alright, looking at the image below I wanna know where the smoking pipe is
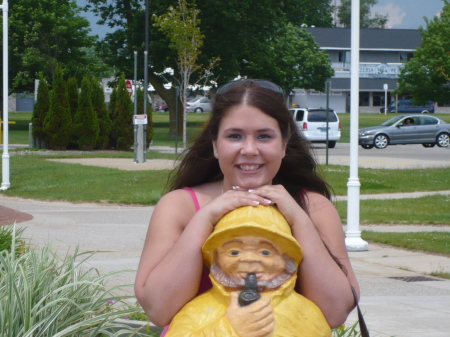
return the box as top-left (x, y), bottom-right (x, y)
top-left (238, 273), bottom-right (261, 307)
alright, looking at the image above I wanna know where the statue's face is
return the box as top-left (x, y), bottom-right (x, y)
top-left (217, 236), bottom-right (286, 282)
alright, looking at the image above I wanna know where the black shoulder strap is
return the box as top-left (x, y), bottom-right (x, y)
top-left (350, 285), bottom-right (370, 337)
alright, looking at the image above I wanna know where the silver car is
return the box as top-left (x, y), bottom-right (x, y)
top-left (290, 108), bottom-right (341, 148)
top-left (185, 96), bottom-right (212, 113)
top-left (358, 115), bottom-right (450, 149)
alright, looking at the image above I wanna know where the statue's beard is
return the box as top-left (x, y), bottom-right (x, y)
top-left (210, 255), bottom-right (297, 291)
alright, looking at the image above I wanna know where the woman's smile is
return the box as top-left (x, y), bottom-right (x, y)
top-left (213, 105), bottom-right (286, 190)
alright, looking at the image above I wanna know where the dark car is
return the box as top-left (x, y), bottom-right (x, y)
top-left (358, 115), bottom-right (450, 149)
top-left (380, 100), bottom-right (435, 114)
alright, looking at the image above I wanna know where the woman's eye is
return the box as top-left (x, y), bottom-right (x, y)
top-left (230, 250), bottom-right (240, 256)
top-left (227, 133), bottom-right (242, 139)
top-left (261, 250), bottom-right (271, 256)
top-left (257, 134), bottom-right (272, 140)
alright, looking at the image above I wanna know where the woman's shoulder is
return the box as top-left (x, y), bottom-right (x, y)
top-left (156, 181), bottom-right (221, 211)
top-left (302, 191), bottom-right (335, 213)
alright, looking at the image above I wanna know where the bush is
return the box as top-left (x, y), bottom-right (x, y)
top-left (43, 65), bottom-right (73, 150)
top-left (31, 76), bottom-right (50, 148)
top-left (0, 225), bottom-right (25, 256)
top-left (91, 77), bottom-right (112, 150)
top-left (73, 76), bottom-right (99, 150)
top-left (110, 74), bottom-right (134, 151)
top-left (0, 230), bottom-right (148, 337)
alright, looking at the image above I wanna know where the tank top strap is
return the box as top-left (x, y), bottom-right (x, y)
top-left (182, 187), bottom-right (201, 212)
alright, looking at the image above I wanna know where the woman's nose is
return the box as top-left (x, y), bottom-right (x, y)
top-left (240, 139), bottom-right (259, 156)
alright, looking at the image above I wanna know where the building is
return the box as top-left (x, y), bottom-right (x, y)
top-left (290, 28), bottom-right (422, 113)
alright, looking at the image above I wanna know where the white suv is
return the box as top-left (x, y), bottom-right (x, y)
top-left (290, 108), bottom-right (341, 148)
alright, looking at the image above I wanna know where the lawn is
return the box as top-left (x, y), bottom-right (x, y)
top-left (8, 111), bottom-right (450, 146)
top-left (3, 111), bottom-right (450, 257)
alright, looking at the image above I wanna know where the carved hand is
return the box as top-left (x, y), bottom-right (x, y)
top-left (226, 292), bottom-right (274, 337)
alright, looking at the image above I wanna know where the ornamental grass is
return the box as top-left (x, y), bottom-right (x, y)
top-left (0, 226), bottom-right (148, 337)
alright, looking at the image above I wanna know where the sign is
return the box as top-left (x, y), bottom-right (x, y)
top-left (133, 114), bottom-right (148, 125)
top-left (126, 80), bottom-right (133, 97)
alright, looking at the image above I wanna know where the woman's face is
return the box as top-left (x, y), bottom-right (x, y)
top-left (213, 105), bottom-right (287, 190)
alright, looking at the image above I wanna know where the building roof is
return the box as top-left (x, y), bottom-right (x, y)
top-left (306, 27), bottom-right (422, 51)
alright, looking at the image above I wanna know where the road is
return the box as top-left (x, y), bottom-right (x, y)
top-left (312, 142), bottom-right (450, 168)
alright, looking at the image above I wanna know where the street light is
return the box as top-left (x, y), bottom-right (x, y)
top-left (0, 0), bottom-right (9, 190)
top-left (383, 83), bottom-right (388, 115)
top-left (345, 0), bottom-right (368, 251)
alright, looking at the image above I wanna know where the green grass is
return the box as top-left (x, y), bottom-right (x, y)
top-left (335, 195), bottom-right (450, 225)
top-left (322, 165), bottom-right (450, 196)
top-left (2, 154), bottom-right (170, 204)
top-left (8, 111), bottom-right (450, 146)
top-left (0, 230), bottom-right (146, 337)
top-left (362, 231), bottom-right (450, 256)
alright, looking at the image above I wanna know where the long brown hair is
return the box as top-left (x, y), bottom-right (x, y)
top-left (167, 80), bottom-right (331, 209)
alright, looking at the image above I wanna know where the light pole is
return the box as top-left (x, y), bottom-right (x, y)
top-left (383, 83), bottom-right (388, 115)
top-left (0, 0), bottom-right (9, 190)
top-left (345, 0), bottom-right (368, 251)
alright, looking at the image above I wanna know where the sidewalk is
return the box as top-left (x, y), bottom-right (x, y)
top-left (1, 152), bottom-right (450, 336)
top-left (1, 195), bottom-right (449, 337)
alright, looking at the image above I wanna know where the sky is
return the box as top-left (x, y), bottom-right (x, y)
top-left (370, 0), bottom-right (445, 29)
top-left (78, 0), bottom-right (446, 38)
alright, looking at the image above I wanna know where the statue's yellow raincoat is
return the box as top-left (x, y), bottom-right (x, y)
top-left (165, 205), bottom-right (331, 337)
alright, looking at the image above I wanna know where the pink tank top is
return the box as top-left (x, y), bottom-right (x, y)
top-left (160, 187), bottom-right (212, 336)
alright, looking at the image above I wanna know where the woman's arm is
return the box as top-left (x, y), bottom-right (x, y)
top-left (294, 192), bottom-right (358, 328)
top-left (134, 189), bottom-right (212, 326)
top-left (135, 187), bottom-right (271, 326)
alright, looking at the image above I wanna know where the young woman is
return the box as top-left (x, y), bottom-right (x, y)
top-left (135, 79), bottom-right (359, 334)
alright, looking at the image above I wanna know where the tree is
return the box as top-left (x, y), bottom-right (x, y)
top-left (67, 77), bottom-right (79, 120)
top-left (86, 0), bottom-right (335, 135)
top-left (244, 24), bottom-right (334, 96)
top-left (396, 0), bottom-right (450, 105)
top-left (153, 0), bottom-right (207, 148)
top-left (73, 77), bottom-right (100, 150)
top-left (31, 76), bottom-right (50, 148)
top-left (91, 77), bottom-right (112, 150)
top-left (337, 0), bottom-right (388, 28)
top-left (43, 65), bottom-right (73, 150)
top-left (110, 75), bottom-right (134, 151)
top-left (6, 0), bottom-right (99, 93)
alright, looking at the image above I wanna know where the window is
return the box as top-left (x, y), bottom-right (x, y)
top-left (339, 51), bottom-right (351, 63)
top-left (399, 52), bottom-right (413, 62)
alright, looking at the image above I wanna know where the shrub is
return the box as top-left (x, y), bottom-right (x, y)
top-left (0, 225), bottom-right (25, 256)
top-left (31, 76), bottom-right (50, 148)
top-left (91, 77), bottom-right (111, 150)
top-left (43, 65), bottom-right (73, 150)
top-left (67, 77), bottom-right (79, 120)
top-left (110, 74), bottom-right (134, 151)
top-left (0, 230), bottom-right (147, 337)
top-left (73, 76), bottom-right (99, 150)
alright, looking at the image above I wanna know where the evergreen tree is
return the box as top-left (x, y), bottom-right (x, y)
top-left (31, 76), bottom-right (50, 148)
top-left (110, 74), bottom-right (134, 150)
top-left (91, 77), bottom-right (112, 149)
top-left (67, 77), bottom-right (79, 120)
top-left (107, 88), bottom-right (118, 148)
top-left (73, 77), bottom-right (99, 150)
top-left (43, 65), bottom-right (72, 150)
top-left (67, 77), bottom-right (79, 148)
top-left (136, 87), bottom-right (154, 148)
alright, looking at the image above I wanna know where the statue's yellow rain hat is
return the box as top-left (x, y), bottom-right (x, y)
top-left (202, 205), bottom-right (303, 267)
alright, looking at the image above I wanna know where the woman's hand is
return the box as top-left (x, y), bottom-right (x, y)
top-left (199, 188), bottom-right (274, 227)
top-left (243, 184), bottom-right (305, 226)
